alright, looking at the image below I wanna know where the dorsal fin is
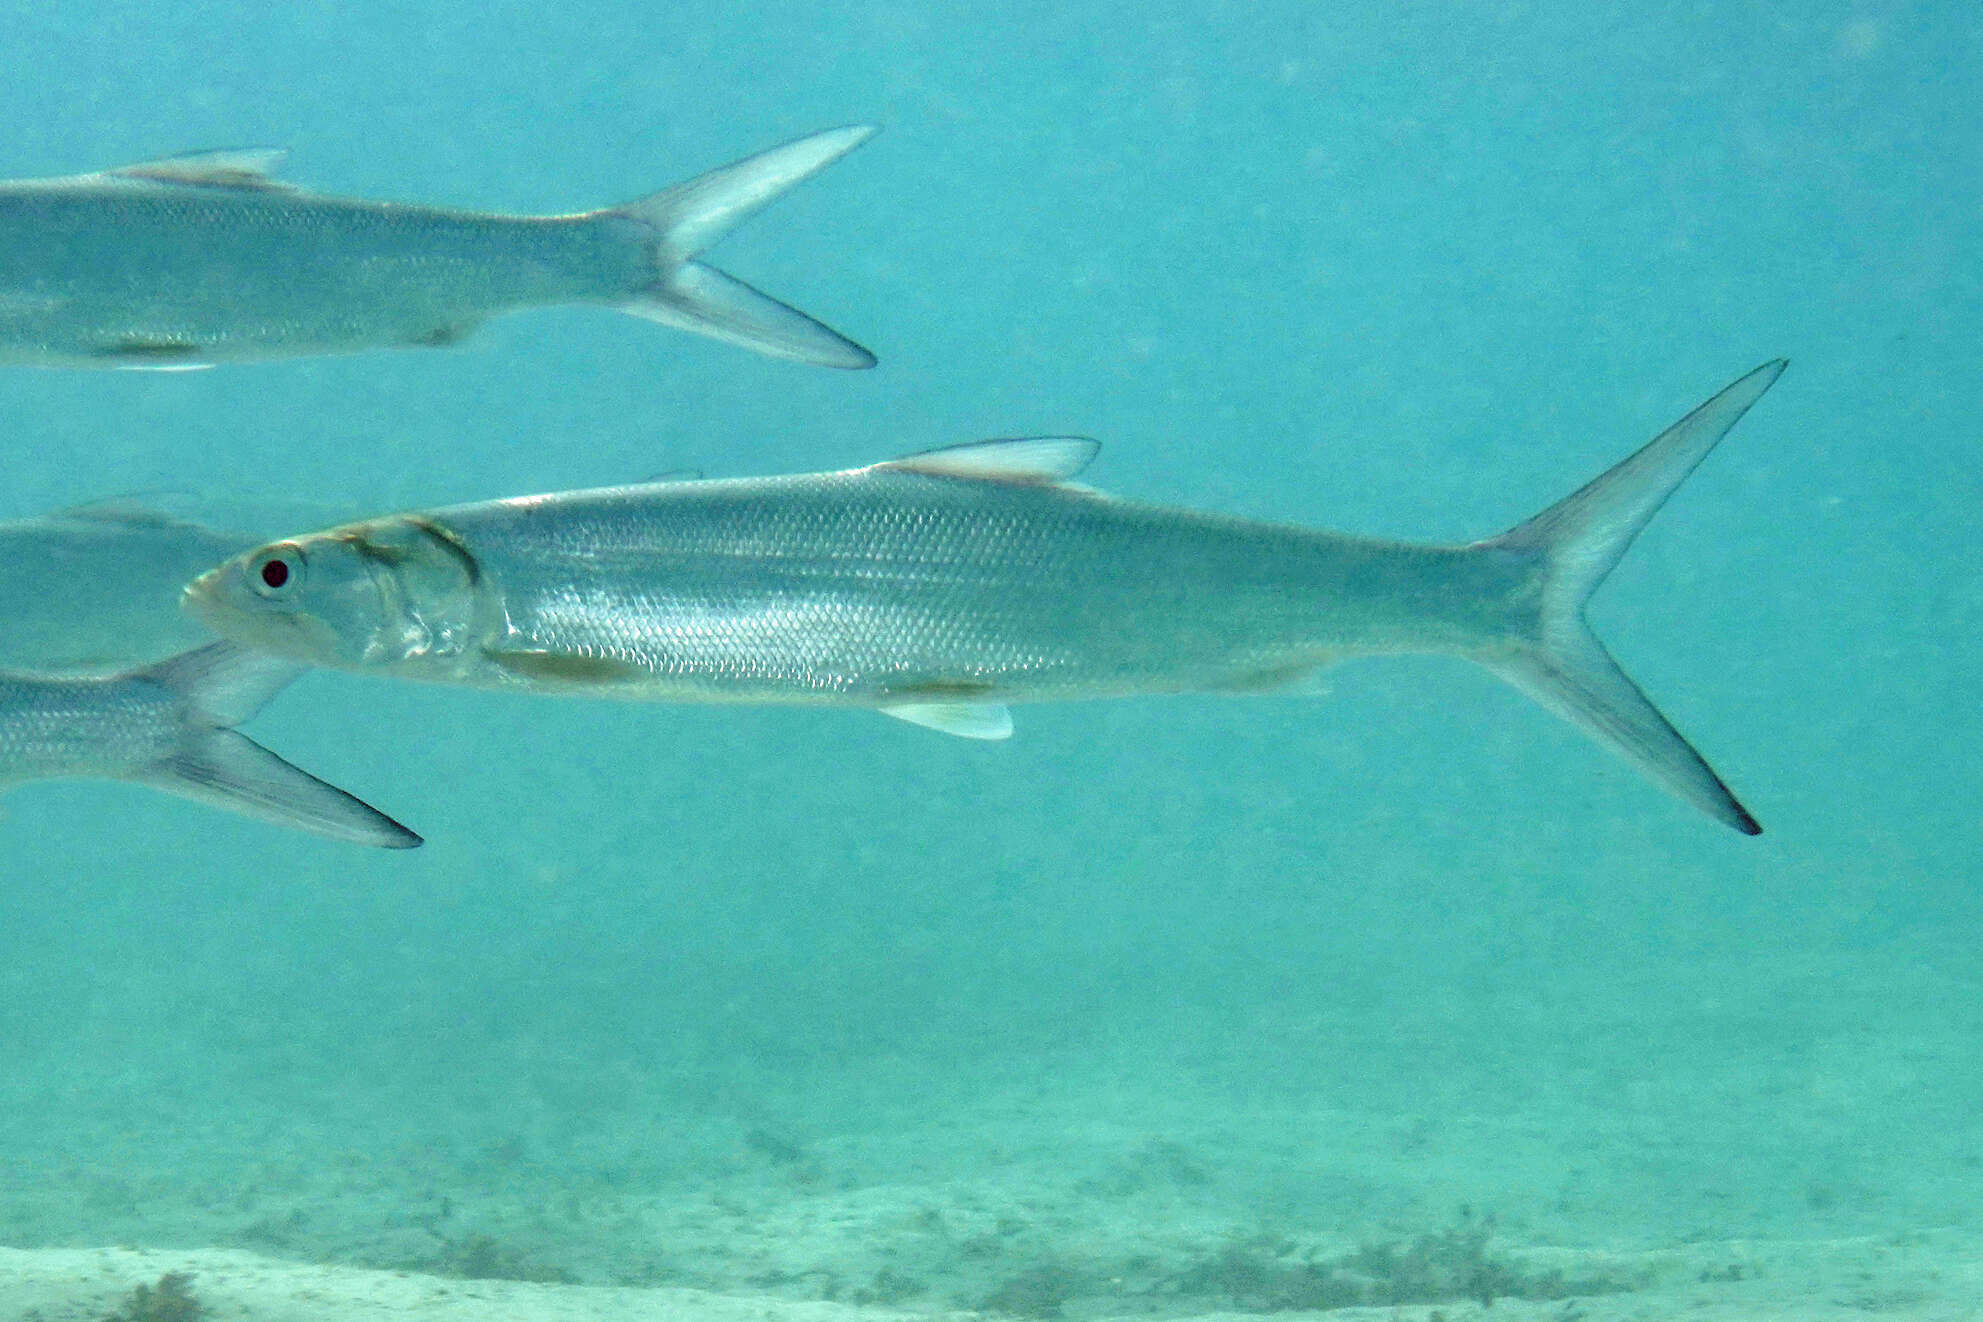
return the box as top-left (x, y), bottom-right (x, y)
top-left (873, 437), bottom-right (1100, 486)
top-left (107, 148), bottom-right (292, 191)
top-left (51, 496), bottom-right (202, 529)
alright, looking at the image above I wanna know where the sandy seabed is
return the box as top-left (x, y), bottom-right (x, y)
top-left (8, 926), bottom-right (1981, 1321)
top-left (4, 1233), bottom-right (1980, 1322)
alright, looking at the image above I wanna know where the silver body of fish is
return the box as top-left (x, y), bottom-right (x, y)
top-left (0, 127), bottom-right (875, 369)
top-left (188, 363), bottom-right (1786, 833)
top-left (0, 503), bottom-right (251, 673)
top-left (0, 642), bottom-right (418, 846)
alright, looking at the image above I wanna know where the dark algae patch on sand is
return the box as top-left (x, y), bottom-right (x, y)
top-left (1166, 1219), bottom-right (1644, 1311)
top-left (98, 1271), bottom-right (205, 1322)
top-left (421, 1231), bottom-right (577, 1284)
top-left (966, 1213), bottom-right (1645, 1317)
top-left (980, 1260), bottom-right (1089, 1317)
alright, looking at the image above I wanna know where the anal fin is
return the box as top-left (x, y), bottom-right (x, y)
top-left (880, 702), bottom-right (1013, 740)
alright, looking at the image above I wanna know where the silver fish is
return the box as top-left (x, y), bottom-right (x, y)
top-left (0, 502), bottom-right (252, 673)
top-left (0, 127), bottom-right (875, 370)
top-left (0, 642), bottom-right (418, 847)
top-left (187, 363), bottom-right (1786, 833)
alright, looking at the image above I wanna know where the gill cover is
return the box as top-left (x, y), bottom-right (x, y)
top-left (336, 517), bottom-right (489, 666)
top-left (192, 516), bottom-right (489, 673)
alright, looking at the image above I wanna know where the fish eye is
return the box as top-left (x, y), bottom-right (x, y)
top-left (249, 544), bottom-right (305, 599)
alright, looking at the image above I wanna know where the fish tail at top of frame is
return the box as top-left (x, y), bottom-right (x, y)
top-left (604, 125), bottom-right (878, 369)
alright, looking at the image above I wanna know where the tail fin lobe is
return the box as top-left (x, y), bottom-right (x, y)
top-left (142, 643), bottom-right (422, 848)
top-left (1477, 361), bottom-right (1785, 834)
top-left (1494, 360), bottom-right (1786, 604)
top-left (622, 261), bottom-right (876, 369)
top-left (144, 730), bottom-right (423, 848)
top-left (149, 640), bottom-right (303, 726)
top-left (1482, 627), bottom-right (1762, 835)
top-left (610, 126), bottom-right (877, 368)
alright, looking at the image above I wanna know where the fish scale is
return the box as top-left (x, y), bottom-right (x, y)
top-left (0, 673), bottom-right (169, 776)
top-left (0, 184), bottom-right (619, 355)
top-left (481, 479), bottom-right (1141, 696)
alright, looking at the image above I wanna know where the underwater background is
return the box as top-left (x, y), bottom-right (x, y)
top-left (2, 1), bottom-right (1979, 1316)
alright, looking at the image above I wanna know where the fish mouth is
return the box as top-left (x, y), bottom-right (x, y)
top-left (180, 566), bottom-right (226, 624)
top-left (181, 565), bottom-right (313, 659)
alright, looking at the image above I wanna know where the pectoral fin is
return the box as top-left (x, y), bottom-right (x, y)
top-left (485, 648), bottom-right (645, 686)
top-left (94, 338), bottom-right (213, 370)
top-left (880, 702), bottom-right (1014, 740)
top-left (1208, 662), bottom-right (1332, 695)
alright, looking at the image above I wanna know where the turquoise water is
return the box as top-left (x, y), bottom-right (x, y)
top-left (2, 1), bottom-right (1979, 1314)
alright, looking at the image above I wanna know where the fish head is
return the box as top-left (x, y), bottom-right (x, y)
top-left (184, 516), bottom-right (487, 673)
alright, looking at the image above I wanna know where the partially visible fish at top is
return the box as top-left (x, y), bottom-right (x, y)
top-left (0, 126), bottom-right (877, 370)
top-left (188, 363), bottom-right (1787, 834)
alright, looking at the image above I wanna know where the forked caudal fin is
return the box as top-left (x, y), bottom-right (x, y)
top-left (610, 126), bottom-right (878, 369)
top-left (140, 644), bottom-right (422, 848)
top-left (1474, 360), bottom-right (1787, 835)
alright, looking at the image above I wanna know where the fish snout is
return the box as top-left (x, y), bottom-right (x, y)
top-left (179, 555), bottom-right (320, 660)
top-left (180, 564), bottom-right (228, 624)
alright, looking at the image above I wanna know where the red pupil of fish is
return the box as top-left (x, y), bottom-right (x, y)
top-left (261, 559), bottom-right (290, 589)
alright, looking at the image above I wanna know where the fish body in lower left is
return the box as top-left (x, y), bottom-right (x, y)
top-left (0, 643), bottom-right (419, 847)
